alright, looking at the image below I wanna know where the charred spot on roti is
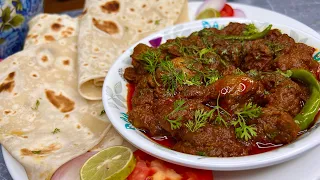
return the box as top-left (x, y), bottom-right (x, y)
top-left (61, 30), bottom-right (73, 37)
top-left (45, 89), bottom-right (75, 113)
top-left (20, 143), bottom-right (62, 156)
top-left (32, 35), bottom-right (38, 39)
top-left (67, 27), bottom-right (74, 31)
top-left (77, 124), bottom-right (81, 129)
top-left (148, 20), bottom-right (153, 24)
top-left (92, 18), bottom-right (119, 35)
top-left (44, 35), bottom-right (55, 42)
top-left (101, 1), bottom-right (120, 13)
top-left (63, 60), bottom-right (70, 66)
top-left (41, 55), bottom-right (48, 62)
top-left (0, 72), bottom-right (15, 93)
top-left (4, 110), bottom-right (11, 115)
top-left (130, 8), bottom-right (134, 12)
top-left (142, 4), bottom-right (146, 8)
top-left (160, 6), bottom-right (163, 9)
top-left (57, 18), bottom-right (62, 22)
top-left (64, 114), bottom-right (70, 118)
top-left (51, 23), bottom-right (63, 31)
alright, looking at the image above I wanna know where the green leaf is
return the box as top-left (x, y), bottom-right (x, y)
top-left (0, 38), bottom-right (5, 45)
top-left (2, 7), bottom-right (12, 23)
top-left (31, 150), bottom-right (41, 154)
top-left (9, 14), bottom-right (24, 27)
top-left (3, 24), bottom-right (12, 31)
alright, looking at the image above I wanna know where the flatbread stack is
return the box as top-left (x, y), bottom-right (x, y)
top-left (0, 0), bottom-right (188, 179)
top-left (0, 36), bottom-right (110, 179)
top-left (78, 0), bottom-right (189, 100)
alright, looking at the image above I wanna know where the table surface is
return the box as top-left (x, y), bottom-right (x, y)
top-left (1, 0), bottom-right (320, 179)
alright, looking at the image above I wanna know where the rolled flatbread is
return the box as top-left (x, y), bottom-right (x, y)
top-left (77, 0), bottom-right (189, 100)
top-left (0, 36), bottom-right (110, 180)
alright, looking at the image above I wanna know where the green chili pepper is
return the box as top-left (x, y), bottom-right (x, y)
top-left (217, 25), bottom-right (273, 40)
top-left (289, 69), bottom-right (320, 130)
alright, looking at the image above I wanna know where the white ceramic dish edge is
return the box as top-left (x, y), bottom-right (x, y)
top-left (102, 18), bottom-right (320, 171)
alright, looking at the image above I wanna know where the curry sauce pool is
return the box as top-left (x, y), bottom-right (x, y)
top-left (124, 22), bottom-right (320, 157)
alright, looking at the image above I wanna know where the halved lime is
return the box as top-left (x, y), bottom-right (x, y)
top-left (196, 8), bottom-right (221, 20)
top-left (80, 146), bottom-right (136, 180)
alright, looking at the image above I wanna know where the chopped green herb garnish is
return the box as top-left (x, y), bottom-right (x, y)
top-left (165, 99), bottom-right (187, 130)
top-left (247, 69), bottom-right (258, 77)
top-left (196, 151), bottom-right (207, 156)
top-left (31, 150), bottom-right (41, 154)
top-left (139, 49), bottom-right (161, 85)
top-left (52, 128), bottom-right (60, 134)
top-left (160, 60), bottom-right (186, 94)
top-left (232, 102), bottom-right (262, 141)
top-left (100, 110), bottom-right (106, 116)
top-left (234, 68), bottom-right (245, 75)
top-left (31, 99), bottom-right (40, 110)
top-left (276, 69), bottom-right (292, 78)
top-left (185, 109), bottom-right (213, 132)
top-left (213, 94), bottom-right (230, 126)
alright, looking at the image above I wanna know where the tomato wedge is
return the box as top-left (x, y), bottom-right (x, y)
top-left (127, 150), bottom-right (214, 180)
top-left (220, 4), bottom-right (234, 17)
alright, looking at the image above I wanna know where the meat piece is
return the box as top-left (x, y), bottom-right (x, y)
top-left (266, 79), bottom-right (307, 116)
top-left (220, 22), bottom-right (247, 35)
top-left (213, 40), bottom-right (244, 67)
top-left (253, 107), bottom-right (300, 144)
top-left (124, 67), bottom-right (139, 83)
top-left (275, 43), bottom-right (318, 74)
top-left (131, 88), bottom-right (154, 107)
top-left (173, 125), bottom-right (249, 157)
top-left (265, 29), bottom-right (295, 54)
top-left (242, 39), bottom-right (274, 71)
top-left (128, 104), bottom-right (164, 135)
top-left (153, 98), bottom-right (208, 135)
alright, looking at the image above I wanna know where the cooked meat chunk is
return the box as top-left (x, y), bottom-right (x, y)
top-left (253, 107), bottom-right (300, 144)
top-left (275, 43), bottom-right (318, 74)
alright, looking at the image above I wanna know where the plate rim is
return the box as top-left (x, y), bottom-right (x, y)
top-left (102, 17), bottom-right (320, 171)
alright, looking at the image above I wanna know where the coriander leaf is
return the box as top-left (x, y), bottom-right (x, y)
top-left (196, 151), bottom-right (207, 156)
top-left (139, 49), bottom-right (161, 85)
top-left (276, 69), bottom-right (292, 78)
top-left (199, 48), bottom-right (212, 59)
top-left (52, 128), bottom-right (60, 134)
top-left (232, 102), bottom-right (262, 141)
top-left (185, 109), bottom-right (213, 132)
top-left (165, 99), bottom-right (187, 130)
top-left (213, 94), bottom-right (230, 127)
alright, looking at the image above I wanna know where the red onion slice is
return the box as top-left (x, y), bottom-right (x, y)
top-left (233, 9), bottom-right (246, 18)
top-left (149, 37), bottom-right (162, 48)
top-left (51, 151), bottom-right (97, 180)
top-left (196, 0), bottom-right (227, 16)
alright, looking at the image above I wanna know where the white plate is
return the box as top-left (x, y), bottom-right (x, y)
top-left (3, 2), bottom-right (320, 180)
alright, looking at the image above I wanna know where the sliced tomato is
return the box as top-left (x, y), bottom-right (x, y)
top-left (220, 4), bottom-right (234, 17)
top-left (127, 157), bottom-right (151, 180)
top-left (127, 150), bottom-right (214, 180)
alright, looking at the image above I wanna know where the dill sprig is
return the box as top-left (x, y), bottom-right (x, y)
top-left (139, 49), bottom-right (161, 85)
top-left (231, 102), bottom-right (262, 141)
top-left (185, 109), bottom-right (213, 132)
top-left (165, 99), bottom-right (187, 130)
top-left (160, 60), bottom-right (186, 94)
